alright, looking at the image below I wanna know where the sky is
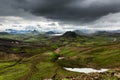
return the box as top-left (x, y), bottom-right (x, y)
top-left (0, 0), bottom-right (120, 32)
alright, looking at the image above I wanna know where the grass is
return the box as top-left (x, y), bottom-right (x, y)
top-left (0, 34), bottom-right (120, 79)
top-left (0, 62), bottom-right (30, 80)
top-left (56, 42), bottom-right (120, 68)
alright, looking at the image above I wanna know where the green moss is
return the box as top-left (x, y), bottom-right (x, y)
top-left (0, 63), bottom-right (30, 80)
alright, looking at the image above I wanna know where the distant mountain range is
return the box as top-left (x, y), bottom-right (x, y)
top-left (5, 29), bottom-right (37, 34)
top-left (0, 32), bottom-right (9, 35)
top-left (0, 28), bottom-right (120, 37)
top-left (2, 29), bottom-right (62, 36)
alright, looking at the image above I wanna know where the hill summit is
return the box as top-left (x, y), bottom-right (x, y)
top-left (62, 31), bottom-right (79, 38)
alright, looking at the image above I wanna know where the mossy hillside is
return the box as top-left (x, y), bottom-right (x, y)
top-left (0, 61), bottom-right (31, 80)
top-left (0, 32), bottom-right (120, 79)
top-left (56, 42), bottom-right (120, 68)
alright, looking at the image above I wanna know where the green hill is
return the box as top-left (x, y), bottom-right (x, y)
top-left (0, 32), bottom-right (120, 80)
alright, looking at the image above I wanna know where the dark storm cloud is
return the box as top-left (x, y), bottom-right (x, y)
top-left (14, 0), bottom-right (120, 22)
top-left (1, 0), bottom-right (120, 22)
top-left (0, 0), bottom-right (37, 20)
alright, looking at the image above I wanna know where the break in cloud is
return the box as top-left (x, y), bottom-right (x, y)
top-left (0, 0), bottom-right (120, 32)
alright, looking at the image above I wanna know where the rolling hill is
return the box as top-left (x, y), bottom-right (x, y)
top-left (0, 31), bottom-right (120, 80)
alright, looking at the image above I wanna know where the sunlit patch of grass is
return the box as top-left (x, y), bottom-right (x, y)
top-left (0, 63), bottom-right (30, 80)
top-left (0, 62), bottom-right (16, 70)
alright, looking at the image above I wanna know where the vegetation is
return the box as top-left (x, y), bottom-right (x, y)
top-left (0, 31), bottom-right (120, 80)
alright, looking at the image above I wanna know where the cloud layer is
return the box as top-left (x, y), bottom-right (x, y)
top-left (0, 0), bottom-right (120, 32)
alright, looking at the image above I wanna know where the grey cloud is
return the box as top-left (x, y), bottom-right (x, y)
top-left (12, 0), bottom-right (120, 22)
top-left (1, 0), bottom-right (120, 23)
top-left (0, 0), bottom-right (38, 20)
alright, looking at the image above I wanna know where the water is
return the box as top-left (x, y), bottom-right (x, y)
top-left (64, 67), bottom-right (109, 73)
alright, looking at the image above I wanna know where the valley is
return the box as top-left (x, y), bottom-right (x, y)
top-left (0, 31), bottom-right (120, 80)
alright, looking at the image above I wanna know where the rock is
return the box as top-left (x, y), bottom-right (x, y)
top-left (114, 73), bottom-right (120, 78)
